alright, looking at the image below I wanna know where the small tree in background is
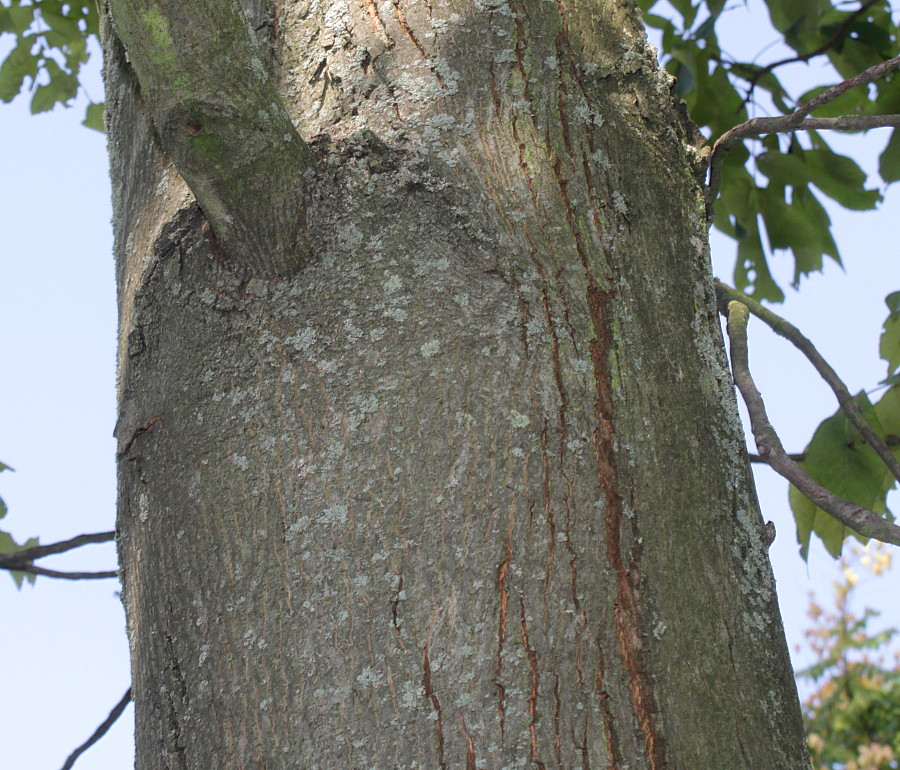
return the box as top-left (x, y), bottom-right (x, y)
top-left (801, 544), bottom-right (900, 769)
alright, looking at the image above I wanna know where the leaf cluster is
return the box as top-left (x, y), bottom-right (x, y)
top-left (0, 0), bottom-right (102, 129)
top-left (799, 547), bottom-right (900, 768)
top-left (791, 295), bottom-right (900, 557)
top-left (640, 0), bottom-right (898, 302)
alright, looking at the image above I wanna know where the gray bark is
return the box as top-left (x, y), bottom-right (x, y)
top-left (102, 0), bottom-right (812, 767)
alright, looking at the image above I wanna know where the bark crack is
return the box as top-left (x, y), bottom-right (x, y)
top-left (163, 632), bottom-right (189, 770)
top-left (588, 285), bottom-right (664, 769)
top-left (423, 609), bottom-right (447, 769)
top-left (495, 506), bottom-right (514, 735)
top-left (520, 600), bottom-right (546, 769)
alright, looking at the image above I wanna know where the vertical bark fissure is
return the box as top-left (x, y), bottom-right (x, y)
top-left (495, 500), bottom-right (514, 735)
top-left (588, 283), bottom-right (664, 768)
top-left (539, 40), bottom-right (663, 760)
top-left (460, 712), bottom-right (478, 769)
top-left (595, 647), bottom-right (620, 767)
top-left (520, 600), bottom-right (547, 769)
top-left (423, 608), bottom-right (447, 769)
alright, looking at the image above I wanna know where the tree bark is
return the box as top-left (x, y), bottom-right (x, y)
top-left (102, 0), bottom-right (811, 767)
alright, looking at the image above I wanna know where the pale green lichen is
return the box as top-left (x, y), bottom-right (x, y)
top-left (138, 7), bottom-right (177, 68)
top-left (508, 411), bottom-right (530, 428)
top-left (420, 340), bottom-right (441, 357)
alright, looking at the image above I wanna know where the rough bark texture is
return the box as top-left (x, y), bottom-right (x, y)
top-left (105, 0), bottom-right (315, 275)
top-left (103, 0), bottom-right (812, 767)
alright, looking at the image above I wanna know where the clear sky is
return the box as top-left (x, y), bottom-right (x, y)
top-left (0, 5), bottom-right (897, 768)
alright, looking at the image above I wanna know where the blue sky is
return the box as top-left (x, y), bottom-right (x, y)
top-left (1, 5), bottom-right (898, 767)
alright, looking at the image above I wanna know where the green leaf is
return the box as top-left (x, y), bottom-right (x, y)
top-left (30, 57), bottom-right (79, 114)
top-left (803, 147), bottom-right (882, 211)
top-left (641, 13), bottom-right (672, 30)
top-left (39, 8), bottom-right (83, 41)
top-left (82, 101), bottom-right (104, 132)
top-left (791, 482), bottom-right (847, 560)
top-left (757, 150), bottom-right (811, 189)
top-left (758, 185), bottom-right (820, 252)
top-left (758, 144), bottom-right (880, 218)
top-left (734, 208), bottom-right (784, 302)
top-left (666, 0), bottom-right (698, 28)
top-left (0, 461), bottom-right (11, 520)
top-left (790, 392), bottom-right (895, 559)
top-left (0, 5), bottom-right (38, 35)
top-left (763, 0), bottom-right (825, 51)
top-left (0, 37), bottom-right (40, 103)
top-left (873, 386), bottom-right (900, 448)
top-left (886, 291), bottom-right (900, 318)
top-left (788, 186), bottom-right (840, 284)
top-left (880, 313), bottom-right (900, 379)
top-left (0, 531), bottom-right (39, 589)
top-left (880, 129), bottom-right (900, 184)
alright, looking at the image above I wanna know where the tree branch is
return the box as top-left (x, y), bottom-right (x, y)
top-left (748, 452), bottom-right (805, 464)
top-left (793, 54), bottom-right (900, 122)
top-left (10, 564), bottom-right (119, 580)
top-left (716, 281), bottom-right (900, 484)
top-left (60, 688), bottom-right (132, 770)
top-left (739, 0), bottom-right (883, 104)
top-left (105, 0), bottom-right (317, 276)
top-left (724, 300), bottom-right (900, 547)
top-left (0, 531), bottom-right (115, 566)
top-left (0, 531), bottom-right (117, 580)
top-left (706, 55), bottom-right (900, 215)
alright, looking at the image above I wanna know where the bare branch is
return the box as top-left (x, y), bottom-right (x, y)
top-left (793, 55), bottom-right (900, 121)
top-left (739, 0), bottom-right (883, 104)
top-left (0, 531), bottom-right (115, 567)
top-left (60, 688), bottom-right (132, 770)
top-left (724, 300), bottom-right (900, 548)
top-left (716, 281), bottom-right (900, 484)
top-left (748, 452), bottom-right (805, 464)
top-left (706, 55), bottom-right (900, 215)
top-left (11, 564), bottom-right (118, 580)
top-left (0, 531), bottom-right (117, 580)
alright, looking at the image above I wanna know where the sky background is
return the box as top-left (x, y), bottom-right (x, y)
top-left (1, 2), bottom-right (898, 768)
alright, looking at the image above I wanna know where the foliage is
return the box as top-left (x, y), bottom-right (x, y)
top-left (0, 461), bottom-right (37, 588)
top-left (639, 0), bottom-right (898, 303)
top-left (790, 295), bottom-right (900, 557)
top-left (0, 0), bottom-right (101, 129)
top-left (639, 0), bottom-right (899, 558)
top-left (799, 544), bottom-right (900, 769)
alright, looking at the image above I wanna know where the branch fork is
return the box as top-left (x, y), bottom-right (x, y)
top-left (718, 284), bottom-right (900, 549)
top-left (705, 55), bottom-right (900, 219)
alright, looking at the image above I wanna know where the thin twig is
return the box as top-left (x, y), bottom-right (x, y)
top-left (724, 300), bottom-right (900, 547)
top-left (707, 113), bottom-right (900, 215)
top-left (10, 564), bottom-right (119, 580)
top-left (706, 55), bottom-right (900, 216)
top-left (60, 688), bottom-right (133, 770)
top-left (793, 54), bottom-right (900, 122)
top-left (0, 531), bottom-right (115, 568)
top-left (739, 0), bottom-right (883, 105)
top-left (716, 281), bottom-right (900, 484)
top-left (0, 531), bottom-right (117, 580)
top-left (749, 452), bottom-right (806, 464)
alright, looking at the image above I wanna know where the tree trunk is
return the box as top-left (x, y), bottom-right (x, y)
top-left (102, 0), bottom-right (811, 766)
